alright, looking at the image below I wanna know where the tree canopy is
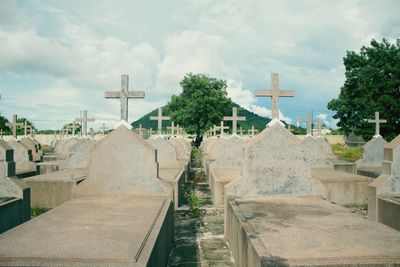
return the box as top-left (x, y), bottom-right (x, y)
top-left (328, 39), bottom-right (400, 141)
top-left (165, 73), bottom-right (232, 143)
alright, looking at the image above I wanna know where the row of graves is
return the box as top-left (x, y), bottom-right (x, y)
top-left (0, 75), bottom-right (192, 266)
top-left (201, 74), bottom-right (400, 266)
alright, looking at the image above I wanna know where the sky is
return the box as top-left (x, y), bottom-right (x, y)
top-left (0, 0), bottom-right (399, 131)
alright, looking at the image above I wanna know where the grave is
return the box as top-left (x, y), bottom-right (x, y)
top-left (0, 140), bottom-right (30, 234)
top-left (7, 139), bottom-right (37, 178)
top-left (224, 122), bottom-right (400, 266)
top-left (356, 136), bottom-right (387, 178)
top-left (207, 135), bottom-right (247, 206)
top-left (0, 123), bottom-right (174, 266)
top-left (148, 136), bottom-right (186, 208)
top-left (368, 134), bottom-right (400, 231)
top-left (20, 136), bottom-right (42, 162)
top-left (150, 107), bottom-right (170, 134)
top-left (168, 137), bottom-right (191, 176)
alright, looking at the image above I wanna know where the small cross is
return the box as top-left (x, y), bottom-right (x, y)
top-left (223, 107), bottom-right (246, 135)
top-left (256, 73), bottom-right (295, 120)
top-left (22, 120), bottom-right (30, 136)
top-left (167, 121), bottom-right (175, 135)
top-left (150, 107), bottom-right (170, 134)
top-left (248, 125), bottom-right (259, 136)
top-left (100, 123), bottom-right (108, 135)
top-left (299, 112), bottom-right (318, 136)
top-left (138, 124), bottom-right (143, 137)
top-left (368, 111), bottom-right (387, 137)
top-left (219, 121), bottom-right (229, 137)
top-left (67, 121), bottom-right (78, 136)
top-left (105, 75), bottom-right (145, 122)
top-left (76, 110), bottom-right (95, 137)
top-left (238, 127), bottom-right (244, 136)
top-left (6, 114), bottom-right (24, 139)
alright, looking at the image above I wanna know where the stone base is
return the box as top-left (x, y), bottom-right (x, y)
top-left (226, 196), bottom-right (400, 267)
top-left (333, 160), bottom-right (356, 173)
top-left (0, 196), bottom-right (174, 266)
top-left (378, 194), bottom-right (400, 231)
top-left (312, 168), bottom-right (372, 206)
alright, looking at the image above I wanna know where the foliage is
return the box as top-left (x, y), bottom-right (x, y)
top-left (164, 73), bottom-right (232, 142)
top-left (328, 39), bottom-right (400, 141)
top-left (31, 207), bottom-right (49, 218)
top-left (0, 116), bottom-right (36, 135)
top-left (331, 143), bottom-right (362, 162)
top-left (184, 187), bottom-right (202, 217)
top-left (191, 147), bottom-right (202, 168)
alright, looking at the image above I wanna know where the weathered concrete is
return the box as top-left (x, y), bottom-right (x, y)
top-left (60, 138), bottom-right (95, 169)
top-left (357, 136), bottom-right (387, 168)
top-left (7, 139), bottom-right (37, 177)
top-left (209, 167), bottom-right (240, 207)
top-left (19, 137), bottom-right (42, 162)
top-left (226, 196), bottom-right (400, 266)
top-left (303, 136), bottom-right (336, 168)
top-left (24, 169), bottom-right (86, 209)
top-left (312, 168), bottom-right (372, 206)
top-left (378, 193), bottom-right (400, 231)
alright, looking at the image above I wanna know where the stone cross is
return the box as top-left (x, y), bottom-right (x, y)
top-left (248, 125), bottom-right (258, 136)
top-left (150, 107), bottom-right (170, 134)
top-left (23, 120), bottom-right (29, 136)
top-left (223, 107), bottom-right (246, 135)
top-left (299, 112), bottom-right (313, 135)
top-left (67, 121), bottom-right (78, 136)
top-left (167, 121), bottom-right (175, 135)
top-left (138, 124), bottom-right (143, 137)
top-left (368, 111), bottom-right (387, 137)
top-left (6, 114), bottom-right (24, 139)
top-left (238, 127), bottom-right (244, 136)
top-left (104, 74), bottom-right (145, 122)
top-left (219, 121), bottom-right (229, 137)
top-left (100, 123), bottom-right (108, 135)
top-left (148, 128), bottom-right (153, 137)
top-left (256, 73), bottom-right (295, 120)
top-left (76, 110), bottom-right (95, 137)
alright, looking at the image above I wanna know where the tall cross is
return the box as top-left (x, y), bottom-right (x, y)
top-left (368, 111), bottom-right (387, 137)
top-left (76, 110), bottom-right (95, 137)
top-left (104, 75), bottom-right (145, 122)
top-left (219, 121), bottom-right (229, 137)
top-left (255, 73), bottom-right (295, 120)
top-left (6, 114), bottom-right (24, 139)
top-left (248, 125), bottom-right (258, 136)
top-left (150, 107), bottom-right (170, 134)
top-left (223, 107), bottom-right (246, 135)
top-left (167, 121), bottom-right (175, 135)
top-left (299, 112), bottom-right (313, 135)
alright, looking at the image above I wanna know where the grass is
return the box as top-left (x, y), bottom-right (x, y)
top-left (331, 143), bottom-right (362, 162)
top-left (31, 207), bottom-right (49, 218)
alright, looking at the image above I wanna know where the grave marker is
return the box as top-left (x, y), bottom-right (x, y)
top-left (368, 111), bottom-right (387, 137)
top-left (6, 114), bottom-right (23, 139)
top-left (223, 107), bottom-right (246, 135)
top-left (167, 121), bottom-right (175, 135)
top-left (150, 107), bottom-right (170, 134)
top-left (104, 74), bottom-right (145, 122)
top-left (248, 125), bottom-right (258, 136)
top-left (219, 121), bottom-right (229, 137)
top-left (255, 73), bottom-right (294, 120)
top-left (75, 110), bottom-right (95, 137)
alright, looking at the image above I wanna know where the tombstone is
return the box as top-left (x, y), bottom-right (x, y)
top-left (224, 123), bottom-right (400, 266)
top-left (6, 139), bottom-right (37, 178)
top-left (207, 135), bottom-right (247, 206)
top-left (0, 123), bottom-right (174, 266)
top-left (148, 136), bottom-right (186, 208)
top-left (60, 138), bottom-right (95, 170)
top-left (19, 136), bottom-right (42, 162)
top-left (356, 136), bottom-right (388, 177)
top-left (302, 135), bottom-right (336, 168)
top-left (346, 132), bottom-right (366, 147)
top-left (368, 134), bottom-right (400, 228)
top-left (150, 107), bottom-right (170, 134)
top-left (0, 140), bottom-right (30, 234)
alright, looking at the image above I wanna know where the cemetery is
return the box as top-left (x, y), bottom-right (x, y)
top-left (0, 4), bottom-right (399, 266)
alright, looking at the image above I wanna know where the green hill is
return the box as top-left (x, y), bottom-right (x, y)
top-left (131, 102), bottom-right (306, 135)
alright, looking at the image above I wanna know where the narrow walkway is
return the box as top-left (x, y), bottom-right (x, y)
top-left (168, 157), bottom-right (234, 266)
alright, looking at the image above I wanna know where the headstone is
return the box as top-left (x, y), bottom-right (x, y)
top-left (302, 135), bottom-right (336, 168)
top-left (255, 73), bottom-right (294, 120)
top-left (223, 107), bottom-right (246, 135)
top-left (7, 139), bottom-right (36, 176)
top-left (150, 107), bottom-right (170, 134)
top-left (357, 136), bottom-right (388, 169)
top-left (346, 132), bottom-right (365, 147)
top-left (20, 136), bottom-right (42, 162)
top-left (61, 138), bottom-right (95, 169)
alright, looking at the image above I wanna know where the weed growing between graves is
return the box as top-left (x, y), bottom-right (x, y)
top-left (191, 147), bottom-right (202, 168)
top-left (184, 186), bottom-right (203, 217)
top-left (31, 207), bottom-right (49, 218)
top-left (331, 144), bottom-right (361, 162)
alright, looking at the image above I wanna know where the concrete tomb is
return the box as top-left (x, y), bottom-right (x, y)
top-left (224, 123), bottom-right (400, 266)
top-left (0, 140), bottom-right (30, 234)
top-left (207, 135), bottom-right (247, 206)
top-left (148, 135), bottom-right (186, 208)
top-left (19, 136), bottom-right (42, 162)
top-left (0, 124), bottom-right (174, 266)
top-left (356, 135), bottom-right (388, 178)
top-left (368, 134), bottom-right (400, 231)
top-left (7, 139), bottom-right (37, 178)
top-left (168, 136), bottom-right (191, 175)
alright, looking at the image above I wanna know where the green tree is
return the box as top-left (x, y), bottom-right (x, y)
top-left (165, 73), bottom-right (232, 145)
top-left (328, 39), bottom-right (400, 141)
top-left (0, 116), bottom-right (11, 135)
top-left (16, 118), bottom-right (36, 136)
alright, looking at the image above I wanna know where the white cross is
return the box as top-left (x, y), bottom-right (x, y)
top-left (67, 121), bottom-right (78, 136)
top-left (299, 112), bottom-right (319, 136)
top-left (6, 114), bottom-right (24, 139)
top-left (223, 107), bottom-right (246, 135)
top-left (138, 124), bottom-right (143, 137)
top-left (248, 125), bottom-right (258, 136)
top-left (219, 121), bottom-right (229, 137)
top-left (76, 110), bottom-right (95, 137)
top-left (105, 75), bottom-right (145, 122)
top-left (150, 107), bottom-right (170, 134)
top-left (256, 73), bottom-right (294, 120)
top-left (100, 123), bottom-right (108, 135)
top-left (238, 127), bottom-right (244, 136)
top-left (167, 121), bottom-right (175, 135)
top-left (368, 111), bottom-right (387, 137)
